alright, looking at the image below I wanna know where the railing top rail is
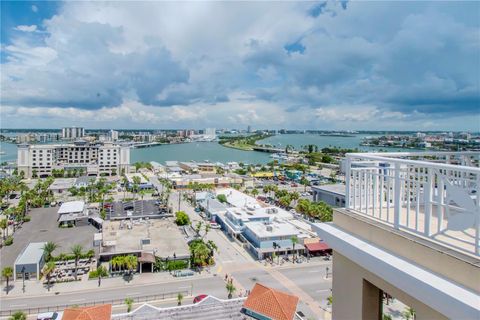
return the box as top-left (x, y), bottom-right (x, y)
top-left (347, 151), bottom-right (480, 157)
top-left (346, 153), bottom-right (480, 174)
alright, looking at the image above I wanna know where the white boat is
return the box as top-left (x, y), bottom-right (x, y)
top-left (270, 153), bottom-right (289, 160)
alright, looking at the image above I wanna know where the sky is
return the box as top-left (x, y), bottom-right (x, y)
top-left (0, 1), bottom-right (479, 130)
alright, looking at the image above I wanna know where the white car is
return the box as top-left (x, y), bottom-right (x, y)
top-left (209, 222), bottom-right (221, 229)
top-left (37, 312), bottom-right (63, 320)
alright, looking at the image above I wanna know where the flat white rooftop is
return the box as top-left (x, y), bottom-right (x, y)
top-left (58, 200), bottom-right (85, 215)
top-left (216, 188), bottom-right (260, 209)
top-left (15, 242), bottom-right (46, 265)
top-left (245, 221), bottom-right (299, 238)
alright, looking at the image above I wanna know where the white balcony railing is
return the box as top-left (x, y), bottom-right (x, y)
top-left (344, 152), bottom-right (480, 257)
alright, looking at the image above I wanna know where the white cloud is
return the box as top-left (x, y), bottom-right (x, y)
top-left (14, 25), bottom-right (37, 32)
top-left (1, 1), bottom-right (478, 130)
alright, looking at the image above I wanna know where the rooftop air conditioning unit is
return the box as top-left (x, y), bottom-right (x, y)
top-left (266, 225), bottom-right (273, 232)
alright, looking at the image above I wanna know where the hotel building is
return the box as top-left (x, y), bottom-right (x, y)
top-left (315, 152), bottom-right (479, 319)
top-left (17, 140), bottom-right (130, 178)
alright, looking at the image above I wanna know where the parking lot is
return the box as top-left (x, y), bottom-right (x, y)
top-left (107, 200), bottom-right (169, 220)
top-left (0, 206), bottom-right (96, 269)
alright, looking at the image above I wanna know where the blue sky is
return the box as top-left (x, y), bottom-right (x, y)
top-left (1, 1), bottom-right (479, 130)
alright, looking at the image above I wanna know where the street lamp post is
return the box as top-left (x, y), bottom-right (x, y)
top-left (21, 266), bottom-right (25, 293)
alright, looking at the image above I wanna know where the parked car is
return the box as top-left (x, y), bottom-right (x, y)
top-left (37, 312), bottom-right (62, 320)
top-left (193, 294), bottom-right (208, 304)
top-left (210, 222), bottom-right (221, 229)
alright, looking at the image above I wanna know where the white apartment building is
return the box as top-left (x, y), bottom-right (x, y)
top-left (109, 130), bottom-right (119, 141)
top-left (315, 152), bottom-right (479, 319)
top-left (17, 140), bottom-right (130, 178)
top-left (62, 127), bottom-right (85, 139)
top-left (205, 128), bottom-right (216, 138)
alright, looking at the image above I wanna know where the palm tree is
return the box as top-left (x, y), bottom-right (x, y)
top-left (289, 191), bottom-right (300, 207)
top-left (291, 236), bottom-right (298, 263)
top-left (132, 176), bottom-right (141, 199)
top-left (300, 176), bottom-right (309, 192)
top-left (0, 219), bottom-right (7, 240)
top-left (42, 241), bottom-right (58, 262)
top-left (44, 261), bottom-right (56, 291)
top-left (9, 311), bottom-right (26, 320)
top-left (226, 282), bottom-right (236, 299)
top-left (124, 255), bottom-right (138, 282)
top-left (203, 223), bottom-right (211, 239)
top-left (194, 221), bottom-right (203, 238)
top-left (251, 188), bottom-right (259, 197)
top-left (177, 292), bottom-right (184, 306)
top-left (2, 267), bottom-right (13, 295)
top-left (402, 307), bottom-right (416, 320)
top-left (122, 176), bottom-right (129, 200)
top-left (70, 244), bottom-right (84, 281)
top-left (125, 297), bottom-right (133, 312)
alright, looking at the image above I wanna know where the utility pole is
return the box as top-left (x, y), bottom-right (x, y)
top-left (178, 190), bottom-right (181, 212)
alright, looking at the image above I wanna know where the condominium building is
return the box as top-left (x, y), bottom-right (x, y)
top-left (62, 127), bottom-right (85, 139)
top-left (17, 140), bottom-right (130, 178)
top-left (314, 152), bottom-right (479, 319)
top-left (109, 130), bottom-right (119, 141)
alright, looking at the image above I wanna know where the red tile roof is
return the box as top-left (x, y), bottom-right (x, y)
top-left (243, 283), bottom-right (299, 320)
top-left (305, 241), bottom-right (330, 252)
top-left (62, 304), bottom-right (112, 320)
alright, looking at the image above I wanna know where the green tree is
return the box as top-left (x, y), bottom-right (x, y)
top-left (216, 194), bottom-right (227, 203)
top-left (226, 282), bottom-right (236, 299)
top-left (70, 244), bottom-right (83, 281)
top-left (9, 311), bottom-right (26, 320)
top-left (402, 307), bottom-right (416, 320)
top-left (124, 255), bottom-right (138, 282)
top-left (291, 235), bottom-right (298, 263)
top-left (175, 211), bottom-right (190, 226)
top-left (300, 176), bottom-right (309, 192)
top-left (194, 221), bottom-right (203, 238)
top-left (125, 297), bottom-right (133, 312)
top-left (327, 295), bottom-right (333, 306)
top-left (0, 219), bottom-right (7, 240)
top-left (251, 188), bottom-right (259, 197)
top-left (2, 266), bottom-right (13, 295)
top-left (42, 241), bottom-right (58, 262)
top-left (43, 261), bottom-right (56, 291)
top-left (177, 292), bottom-right (184, 306)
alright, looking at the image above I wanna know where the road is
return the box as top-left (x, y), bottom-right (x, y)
top-left (1, 276), bottom-right (227, 313)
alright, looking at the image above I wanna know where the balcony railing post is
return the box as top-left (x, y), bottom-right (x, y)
top-left (345, 157), bottom-right (351, 209)
top-left (393, 163), bottom-right (401, 229)
top-left (424, 169), bottom-right (433, 236)
top-left (476, 175), bottom-right (480, 255)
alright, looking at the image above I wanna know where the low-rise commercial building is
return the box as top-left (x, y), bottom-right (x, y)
top-left (17, 141), bottom-right (130, 178)
top-left (244, 220), bottom-right (303, 260)
top-left (14, 242), bottom-right (46, 281)
top-left (311, 184), bottom-right (345, 207)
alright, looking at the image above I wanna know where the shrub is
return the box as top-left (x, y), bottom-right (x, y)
top-left (89, 266), bottom-right (108, 279)
top-left (175, 211), bottom-right (190, 226)
top-left (4, 236), bottom-right (13, 246)
top-left (22, 216), bottom-right (31, 222)
top-left (166, 260), bottom-right (188, 271)
top-left (216, 194), bottom-right (227, 203)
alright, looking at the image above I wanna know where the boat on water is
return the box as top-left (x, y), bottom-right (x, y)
top-left (270, 153), bottom-right (289, 160)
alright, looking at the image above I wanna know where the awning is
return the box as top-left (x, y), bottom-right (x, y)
top-left (139, 252), bottom-right (156, 263)
top-left (305, 241), bottom-right (331, 252)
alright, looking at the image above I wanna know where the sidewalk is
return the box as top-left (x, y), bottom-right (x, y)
top-left (1, 271), bottom-right (212, 299)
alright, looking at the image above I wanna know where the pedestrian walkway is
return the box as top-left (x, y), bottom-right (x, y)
top-left (1, 271), bottom-right (211, 299)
